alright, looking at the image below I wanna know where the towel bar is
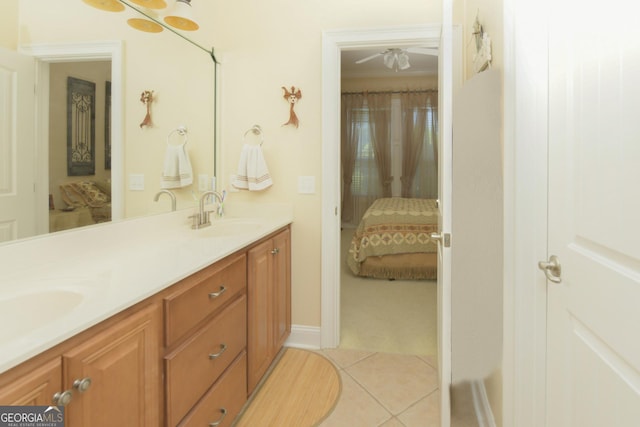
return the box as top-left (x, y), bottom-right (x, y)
top-left (167, 126), bottom-right (188, 146)
top-left (243, 125), bottom-right (264, 146)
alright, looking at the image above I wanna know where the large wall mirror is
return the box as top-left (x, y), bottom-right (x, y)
top-left (0, 0), bottom-right (218, 244)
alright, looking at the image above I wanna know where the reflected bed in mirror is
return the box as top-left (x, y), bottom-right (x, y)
top-left (0, 0), bottom-right (218, 245)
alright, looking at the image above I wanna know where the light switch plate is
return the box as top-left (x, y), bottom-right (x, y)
top-left (298, 176), bottom-right (316, 194)
top-left (129, 174), bottom-right (144, 191)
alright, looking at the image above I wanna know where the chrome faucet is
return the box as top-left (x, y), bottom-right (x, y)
top-left (192, 190), bottom-right (223, 229)
top-left (153, 189), bottom-right (176, 211)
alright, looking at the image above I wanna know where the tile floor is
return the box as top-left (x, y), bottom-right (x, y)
top-left (317, 348), bottom-right (441, 427)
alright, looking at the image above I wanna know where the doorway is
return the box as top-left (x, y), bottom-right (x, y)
top-left (320, 25), bottom-right (443, 349)
top-left (21, 41), bottom-right (124, 235)
top-left (48, 60), bottom-right (112, 233)
top-left (338, 48), bottom-right (439, 355)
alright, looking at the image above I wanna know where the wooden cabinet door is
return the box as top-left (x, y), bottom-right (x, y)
top-left (247, 238), bottom-right (274, 394)
top-left (247, 228), bottom-right (292, 395)
top-left (0, 358), bottom-right (61, 406)
top-left (63, 304), bottom-right (161, 427)
top-left (272, 229), bottom-right (291, 351)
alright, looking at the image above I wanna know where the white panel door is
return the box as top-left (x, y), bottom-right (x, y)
top-left (546, 3), bottom-right (640, 426)
top-left (0, 48), bottom-right (35, 242)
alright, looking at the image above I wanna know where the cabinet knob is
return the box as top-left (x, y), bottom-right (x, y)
top-left (270, 247), bottom-right (280, 255)
top-left (73, 377), bottom-right (92, 393)
top-left (52, 390), bottom-right (73, 406)
top-left (208, 286), bottom-right (227, 299)
top-left (208, 408), bottom-right (227, 427)
top-left (208, 343), bottom-right (227, 359)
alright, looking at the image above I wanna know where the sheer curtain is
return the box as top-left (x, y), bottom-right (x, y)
top-left (400, 91), bottom-right (438, 198)
top-left (340, 92), bottom-right (392, 225)
top-left (340, 93), bottom-right (365, 224)
top-left (341, 90), bottom-right (436, 226)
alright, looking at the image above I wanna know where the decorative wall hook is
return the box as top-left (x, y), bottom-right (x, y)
top-left (281, 86), bottom-right (302, 128)
top-left (139, 90), bottom-right (154, 128)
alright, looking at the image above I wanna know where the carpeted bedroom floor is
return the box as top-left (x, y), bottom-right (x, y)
top-left (340, 228), bottom-right (438, 357)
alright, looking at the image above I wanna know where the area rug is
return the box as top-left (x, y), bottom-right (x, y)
top-left (235, 348), bottom-right (342, 427)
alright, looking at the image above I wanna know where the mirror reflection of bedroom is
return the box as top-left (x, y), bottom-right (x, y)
top-left (48, 61), bottom-right (112, 233)
top-left (339, 47), bottom-right (438, 359)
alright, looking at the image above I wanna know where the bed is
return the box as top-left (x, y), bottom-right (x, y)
top-left (50, 180), bottom-right (112, 233)
top-left (346, 197), bottom-right (439, 280)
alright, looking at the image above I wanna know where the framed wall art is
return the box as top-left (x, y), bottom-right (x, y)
top-left (105, 80), bottom-right (111, 170)
top-left (67, 76), bottom-right (96, 176)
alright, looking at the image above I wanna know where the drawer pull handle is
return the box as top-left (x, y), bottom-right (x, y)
top-left (208, 408), bottom-right (227, 426)
top-left (209, 343), bottom-right (227, 359)
top-left (52, 390), bottom-right (73, 407)
top-left (73, 377), bottom-right (92, 393)
top-left (208, 286), bottom-right (227, 299)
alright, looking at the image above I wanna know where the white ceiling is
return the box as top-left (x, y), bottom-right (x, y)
top-left (341, 47), bottom-right (438, 79)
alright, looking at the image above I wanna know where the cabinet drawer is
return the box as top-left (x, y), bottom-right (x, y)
top-left (164, 253), bottom-right (246, 347)
top-left (165, 295), bottom-right (247, 427)
top-left (178, 352), bottom-right (247, 427)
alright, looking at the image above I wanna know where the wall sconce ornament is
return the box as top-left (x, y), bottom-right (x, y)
top-left (472, 14), bottom-right (492, 73)
top-left (139, 90), bottom-right (154, 128)
top-left (281, 86), bottom-right (302, 128)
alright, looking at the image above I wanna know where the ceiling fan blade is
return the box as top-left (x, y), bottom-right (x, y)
top-left (406, 47), bottom-right (439, 56)
top-left (355, 52), bottom-right (383, 64)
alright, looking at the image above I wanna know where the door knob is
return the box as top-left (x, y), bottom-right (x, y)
top-left (430, 232), bottom-right (451, 247)
top-left (538, 255), bottom-right (562, 283)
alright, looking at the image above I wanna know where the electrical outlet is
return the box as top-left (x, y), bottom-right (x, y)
top-left (129, 174), bottom-right (144, 191)
top-left (198, 174), bottom-right (209, 191)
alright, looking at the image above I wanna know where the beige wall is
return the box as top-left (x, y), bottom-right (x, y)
top-left (342, 76), bottom-right (438, 93)
top-left (0, 0), bottom-right (18, 50)
top-left (16, 0), bottom-right (443, 331)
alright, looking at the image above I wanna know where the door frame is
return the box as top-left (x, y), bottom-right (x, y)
top-left (320, 25), bottom-right (443, 349)
top-left (19, 41), bottom-right (124, 233)
top-left (502, 0), bottom-right (549, 425)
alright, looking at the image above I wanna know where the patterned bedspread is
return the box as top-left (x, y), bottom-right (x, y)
top-left (347, 198), bottom-right (439, 275)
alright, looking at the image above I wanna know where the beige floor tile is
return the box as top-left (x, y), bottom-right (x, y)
top-left (322, 348), bottom-right (374, 369)
top-left (419, 354), bottom-right (438, 369)
top-left (379, 417), bottom-right (406, 427)
top-left (318, 370), bottom-right (392, 427)
top-left (345, 353), bottom-right (439, 415)
top-left (398, 390), bottom-right (441, 427)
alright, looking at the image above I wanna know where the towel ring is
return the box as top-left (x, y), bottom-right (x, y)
top-left (167, 126), bottom-right (188, 146)
top-left (243, 125), bottom-right (264, 146)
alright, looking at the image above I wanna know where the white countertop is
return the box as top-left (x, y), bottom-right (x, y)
top-left (0, 203), bottom-right (293, 374)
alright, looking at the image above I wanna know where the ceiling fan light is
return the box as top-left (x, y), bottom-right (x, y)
top-left (129, 0), bottom-right (168, 9)
top-left (82, 0), bottom-right (125, 12)
top-left (164, 0), bottom-right (199, 31)
top-left (397, 53), bottom-right (410, 70)
top-left (383, 52), bottom-right (396, 69)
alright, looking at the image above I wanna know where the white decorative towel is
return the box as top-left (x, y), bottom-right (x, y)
top-left (160, 144), bottom-right (193, 189)
top-left (232, 144), bottom-right (273, 191)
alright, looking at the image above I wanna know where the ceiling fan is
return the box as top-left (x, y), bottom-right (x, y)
top-left (355, 47), bottom-right (438, 71)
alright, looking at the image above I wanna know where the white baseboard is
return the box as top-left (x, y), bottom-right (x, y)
top-left (284, 324), bottom-right (322, 350)
top-left (470, 379), bottom-right (497, 427)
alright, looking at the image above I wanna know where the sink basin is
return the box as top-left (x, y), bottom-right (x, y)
top-left (0, 289), bottom-right (84, 342)
top-left (197, 218), bottom-right (265, 237)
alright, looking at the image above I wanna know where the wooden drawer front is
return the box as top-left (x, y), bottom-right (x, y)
top-left (165, 295), bottom-right (247, 426)
top-left (165, 253), bottom-right (246, 347)
top-left (178, 352), bottom-right (247, 427)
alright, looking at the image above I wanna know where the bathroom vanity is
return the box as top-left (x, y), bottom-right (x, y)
top-left (0, 205), bottom-right (292, 426)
